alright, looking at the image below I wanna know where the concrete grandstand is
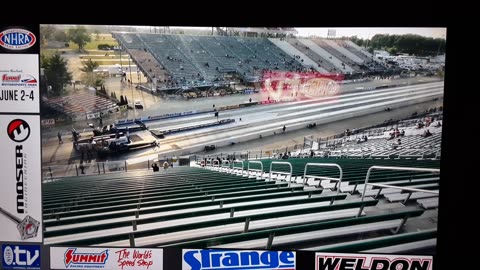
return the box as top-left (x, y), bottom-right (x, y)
top-left (112, 32), bottom-right (390, 92)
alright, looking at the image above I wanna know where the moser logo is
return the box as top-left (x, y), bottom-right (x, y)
top-left (1, 73), bottom-right (37, 87)
top-left (7, 119), bottom-right (31, 143)
top-left (64, 248), bottom-right (109, 268)
top-left (183, 249), bottom-right (295, 270)
top-left (316, 253), bottom-right (433, 270)
top-left (2, 245), bottom-right (40, 269)
top-left (0, 29), bottom-right (36, 50)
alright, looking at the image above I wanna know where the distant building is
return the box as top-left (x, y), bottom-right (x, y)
top-left (374, 50), bottom-right (390, 57)
top-left (430, 54), bottom-right (445, 63)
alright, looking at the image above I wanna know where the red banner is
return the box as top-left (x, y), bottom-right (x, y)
top-left (261, 71), bottom-right (344, 102)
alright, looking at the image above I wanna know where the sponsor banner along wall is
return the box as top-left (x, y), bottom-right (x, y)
top-left (0, 54), bottom-right (40, 113)
top-left (261, 71), bottom-right (344, 102)
top-left (50, 247), bottom-right (163, 270)
top-left (0, 115), bottom-right (42, 242)
top-left (182, 249), bottom-right (296, 270)
top-left (2, 244), bottom-right (41, 270)
top-left (315, 252), bottom-right (433, 270)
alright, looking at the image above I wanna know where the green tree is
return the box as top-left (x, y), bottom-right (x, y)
top-left (80, 59), bottom-right (99, 73)
top-left (67, 26), bottom-right (91, 51)
top-left (368, 34), bottom-right (445, 56)
top-left (80, 59), bottom-right (103, 88)
top-left (94, 30), bottom-right (100, 41)
top-left (43, 54), bottom-right (72, 96)
top-left (387, 47), bottom-right (398, 55)
top-left (40, 25), bottom-right (56, 46)
top-left (53, 30), bottom-right (68, 42)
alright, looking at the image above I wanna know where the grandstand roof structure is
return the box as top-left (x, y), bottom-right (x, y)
top-left (227, 27), bottom-right (298, 35)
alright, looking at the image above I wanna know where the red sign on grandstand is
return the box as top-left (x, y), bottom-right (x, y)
top-left (261, 71), bottom-right (343, 102)
top-left (50, 247), bottom-right (163, 270)
top-left (315, 252), bottom-right (433, 270)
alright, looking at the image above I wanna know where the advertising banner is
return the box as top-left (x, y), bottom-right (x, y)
top-left (315, 252), bottom-right (433, 270)
top-left (0, 115), bottom-right (42, 242)
top-left (50, 247), bottom-right (163, 270)
top-left (182, 249), bottom-right (296, 270)
top-left (0, 54), bottom-right (39, 113)
top-left (1, 244), bottom-right (41, 270)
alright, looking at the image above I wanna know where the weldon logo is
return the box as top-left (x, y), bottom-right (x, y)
top-left (2, 245), bottom-right (40, 269)
top-left (1, 73), bottom-right (37, 87)
top-left (7, 119), bottom-right (31, 143)
top-left (64, 248), bottom-right (109, 268)
top-left (315, 253), bottom-right (433, 270)
top-left (183, 249), bottom-right (295, 270)
top-left (0, 29), bottom-right (36, 50)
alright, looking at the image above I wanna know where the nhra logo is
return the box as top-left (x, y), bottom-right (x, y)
top-left (183, 249), bottom-right (295, 270)
top-left (7, 119), bottom-right (30, 143)
top-left (0, 29), bottom-right (36, 50)
top-left (2, 245), bottom-right (40, 269)
top-left (1, 73), bottom-right (37, 87)
top-left (316, 254), bottom-right (433, 270)
top-left (64, 248), bottom-right (109, 268)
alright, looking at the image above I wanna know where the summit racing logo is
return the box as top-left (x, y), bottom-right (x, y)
top-left (183, 249), bottom-right (295, 270)
top-left (315, 253), bottom-right (433, 270)
top-left (7, 119), bottom-right (31, 143)
top-left (0, 29), bottom-right (36, 50)
top-left (1, 73), bottom-right (37, 87)
top-left (64, 248), bottom-right (109, 268)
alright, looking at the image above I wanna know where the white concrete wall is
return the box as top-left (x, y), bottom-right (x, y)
top-left (268, 38), bottom-right (328, 73)
top-left (324, 39), bottom-right (364, 64)
top-left (299, 39), bottom-right (354, 73)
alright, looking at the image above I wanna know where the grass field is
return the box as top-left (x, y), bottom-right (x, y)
top-left (68, 36), bottom-right (119, 50)
top-left (80, 59), bottom-right (133, 65)
top-left (79, 54), bottom-right (129, 59)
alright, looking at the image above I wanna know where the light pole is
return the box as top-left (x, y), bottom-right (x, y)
top-left (128, 56), bottom-right (135, 118)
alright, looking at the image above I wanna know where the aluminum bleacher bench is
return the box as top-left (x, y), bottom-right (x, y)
top-left (161, 206), bottom-right (424, 249)
top-left (44, 194), bottom-right (361, 246)
top-left (308, 228), bottom-right (436, 253)
top-left (417, 198), bottom-right (439, 209)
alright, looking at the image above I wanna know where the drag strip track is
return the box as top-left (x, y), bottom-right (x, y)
top-left (42, 82), bottom-right (443, 164)
top-left (121, 82), bottom-right (443, 163)
top-left (155, 83), bottom-right (442, 144)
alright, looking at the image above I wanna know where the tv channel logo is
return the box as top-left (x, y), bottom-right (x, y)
top-left (2, 244), bottom-right (40, 269)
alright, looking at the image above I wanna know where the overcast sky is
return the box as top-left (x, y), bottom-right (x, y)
top-left (295, 28), bottom-right (446, 39)
top-left (132, 26), bottom-right (447, 40)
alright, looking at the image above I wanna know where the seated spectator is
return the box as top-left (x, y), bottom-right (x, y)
top-left (152, 163), bottom-right (159, 172)
top-left (423, 130), bottom-right (433, 138)
top-left (400, 129), bottom-right (405, 136)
